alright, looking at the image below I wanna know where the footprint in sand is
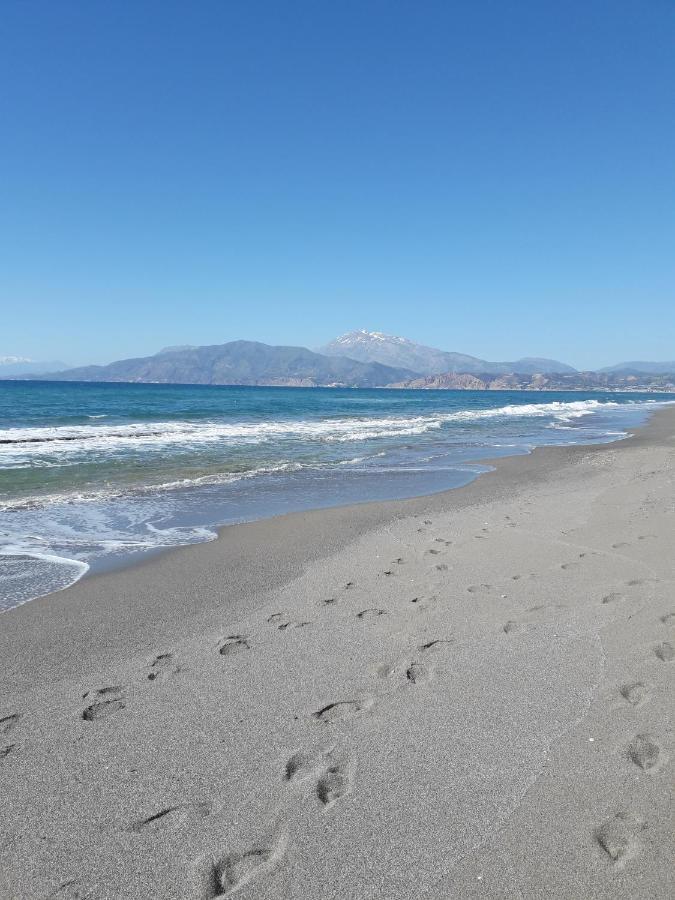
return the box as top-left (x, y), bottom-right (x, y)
top-left (374, 660), bottom-right (405, 679)
top-left (618, 682), bottom-right (649, 706)
top-left (627, 734), bottom-right (664, 772)
top-left (376, 656), bottom-right (431, 685)
top-left (316, 760), bottom-right (350, 807)
top-left (660, 612), bottom-right (675, 625)
top-left (312, 698), bottom-right (374, 725)
top-left (147, 652), bottom-right (181, 682)
top-left (268, 613), bottom-right (311, 630)
top-left (195, 830), bottom-right (286, 899)
top-left (0, 713), bottom-right (19, 736)
top-left (435, 563), bottom-right (448, 572)
top-left (357, 608), bottom-right (386, 619)
top-left (130, 801), bottom-right (212, 833)
top-left (418, 638), bottom-right (453, 653)
top-left (218, 635), bottom-right (250, 657)
top-left (594, 812), bottom-right (642, 865)
top-left (277, 620), bottom-right (311, 631)
top-left (47, 879), bottom-right (97, 899)
top-left (285, 748), bottom-right (351, 808)
top-left (82, 686), bottom-right (126, 722)
top-left (284, 748), bottom-right (326, 781)
top-left (405, 662), bottom-right (431, 685)
top-left (410, 593), bottom-right (438, 610)
top-left (654, 642), bottom-right (674, 662)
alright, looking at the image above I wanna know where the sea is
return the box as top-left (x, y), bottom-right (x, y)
top-left (1, 380), bottom-right (672, 612)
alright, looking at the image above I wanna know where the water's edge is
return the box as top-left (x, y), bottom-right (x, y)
top-left (1, 388), bottom-right (670, 612)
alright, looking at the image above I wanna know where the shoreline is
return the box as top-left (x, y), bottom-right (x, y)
top-left (0, 408), bottom-right (675, 672)
top-left (5, 399), bottom-right (663, 613)
top-left (32, 403), bottom-right (660, 594)
top-left (1, 406), bottom-right (673, 899)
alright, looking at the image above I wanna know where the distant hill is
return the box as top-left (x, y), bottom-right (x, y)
top-left (0, 356), bottom-right (69, 376)
top-left (322, 330), bottom-right (576, 375)
top-left (157, 345), bottom-right (197, 355)
top-left (7, 335), bottom-right (673, 392)
top-left (390, 370), bottom-right (675, 392)
top-left (28, 341), bottom-right (414, 388)
top-left (599, 361), bottom-right (675, 375)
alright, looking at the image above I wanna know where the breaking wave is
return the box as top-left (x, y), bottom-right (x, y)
top-left (0, 398), bottom-right (639, 466)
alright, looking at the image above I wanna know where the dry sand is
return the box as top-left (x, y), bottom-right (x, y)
top-left (1, 408), bottom-right (673, 900)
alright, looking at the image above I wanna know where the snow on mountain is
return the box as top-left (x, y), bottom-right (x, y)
top-left (322, 331), bottom-right (576, 376)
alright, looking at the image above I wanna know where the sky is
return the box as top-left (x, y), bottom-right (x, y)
top-left (1, 0), bottom-right (673, 370)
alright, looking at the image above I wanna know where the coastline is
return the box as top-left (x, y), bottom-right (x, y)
top-left (3, 395), bottom-right (665, 616)
top-left (2, 386), bottom-right (670, 613)
top-left (0, 412), bottom-right (656, 666)
top-left (1, 406), bottom-right (673, 899)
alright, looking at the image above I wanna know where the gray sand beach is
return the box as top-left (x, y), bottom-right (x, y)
top-left (1, 408), bottom-right (673, 900)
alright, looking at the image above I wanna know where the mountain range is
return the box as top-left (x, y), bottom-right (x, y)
top-left (322, 331), bottom-right (575, 376)
top-left (23, 341), bottom-right (414, 388)
top-left (0, 356), bottom-right (69, 376)
top-left (3, 331), bottom-right (674, 390)
top-left (598, 360), bottom-right (675, 375)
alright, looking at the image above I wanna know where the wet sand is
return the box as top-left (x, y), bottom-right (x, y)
top-left (1, 408), bottom-right (674, 899)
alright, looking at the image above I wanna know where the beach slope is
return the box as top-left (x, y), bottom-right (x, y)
top-left (1, 410), bottom-right (673, 899)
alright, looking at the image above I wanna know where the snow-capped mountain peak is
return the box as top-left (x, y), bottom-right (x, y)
top-left (333, 329), bottom-right (412, 347)
top-left (0, 355), bottom-right (33, 365)
top-left (322, 331), bottom-right (576, 376)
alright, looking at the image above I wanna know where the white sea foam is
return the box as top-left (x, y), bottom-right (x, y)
top-left (0, 542), bottom-right (90, 573)
top-left (0, 543), bottom-right (90, 610)
top-left (0, 521), bottom-right (218, 611)
top-left (0, 399), bottom-right (654, 467)
top-left (0, 458), bottom-right (372, 511)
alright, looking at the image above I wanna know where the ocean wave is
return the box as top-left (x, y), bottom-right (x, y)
top-left (440, 398), bottom-right (622, 423)
top-left (0, 457), bottom-right (374, 511)
top-left (0, 524), bottom-right (217, 611)
top-left (0, 399), bottom-right (651, 462)
top-left (0, 544), bottom-right (90, 610)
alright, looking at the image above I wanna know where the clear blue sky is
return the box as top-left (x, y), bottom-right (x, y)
top-left (1, 0), bottom-right (673, 369)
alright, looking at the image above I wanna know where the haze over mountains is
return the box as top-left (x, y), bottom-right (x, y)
top-left (3, 331), bottom-right (674, 390)
top-left (598, 360), bottom-right (675, 375)
top-left (0, 356), bottom-right (69, 376)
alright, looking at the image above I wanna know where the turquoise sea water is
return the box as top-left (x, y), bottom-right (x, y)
top-left (1, 381), bottom-right (672, 610)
